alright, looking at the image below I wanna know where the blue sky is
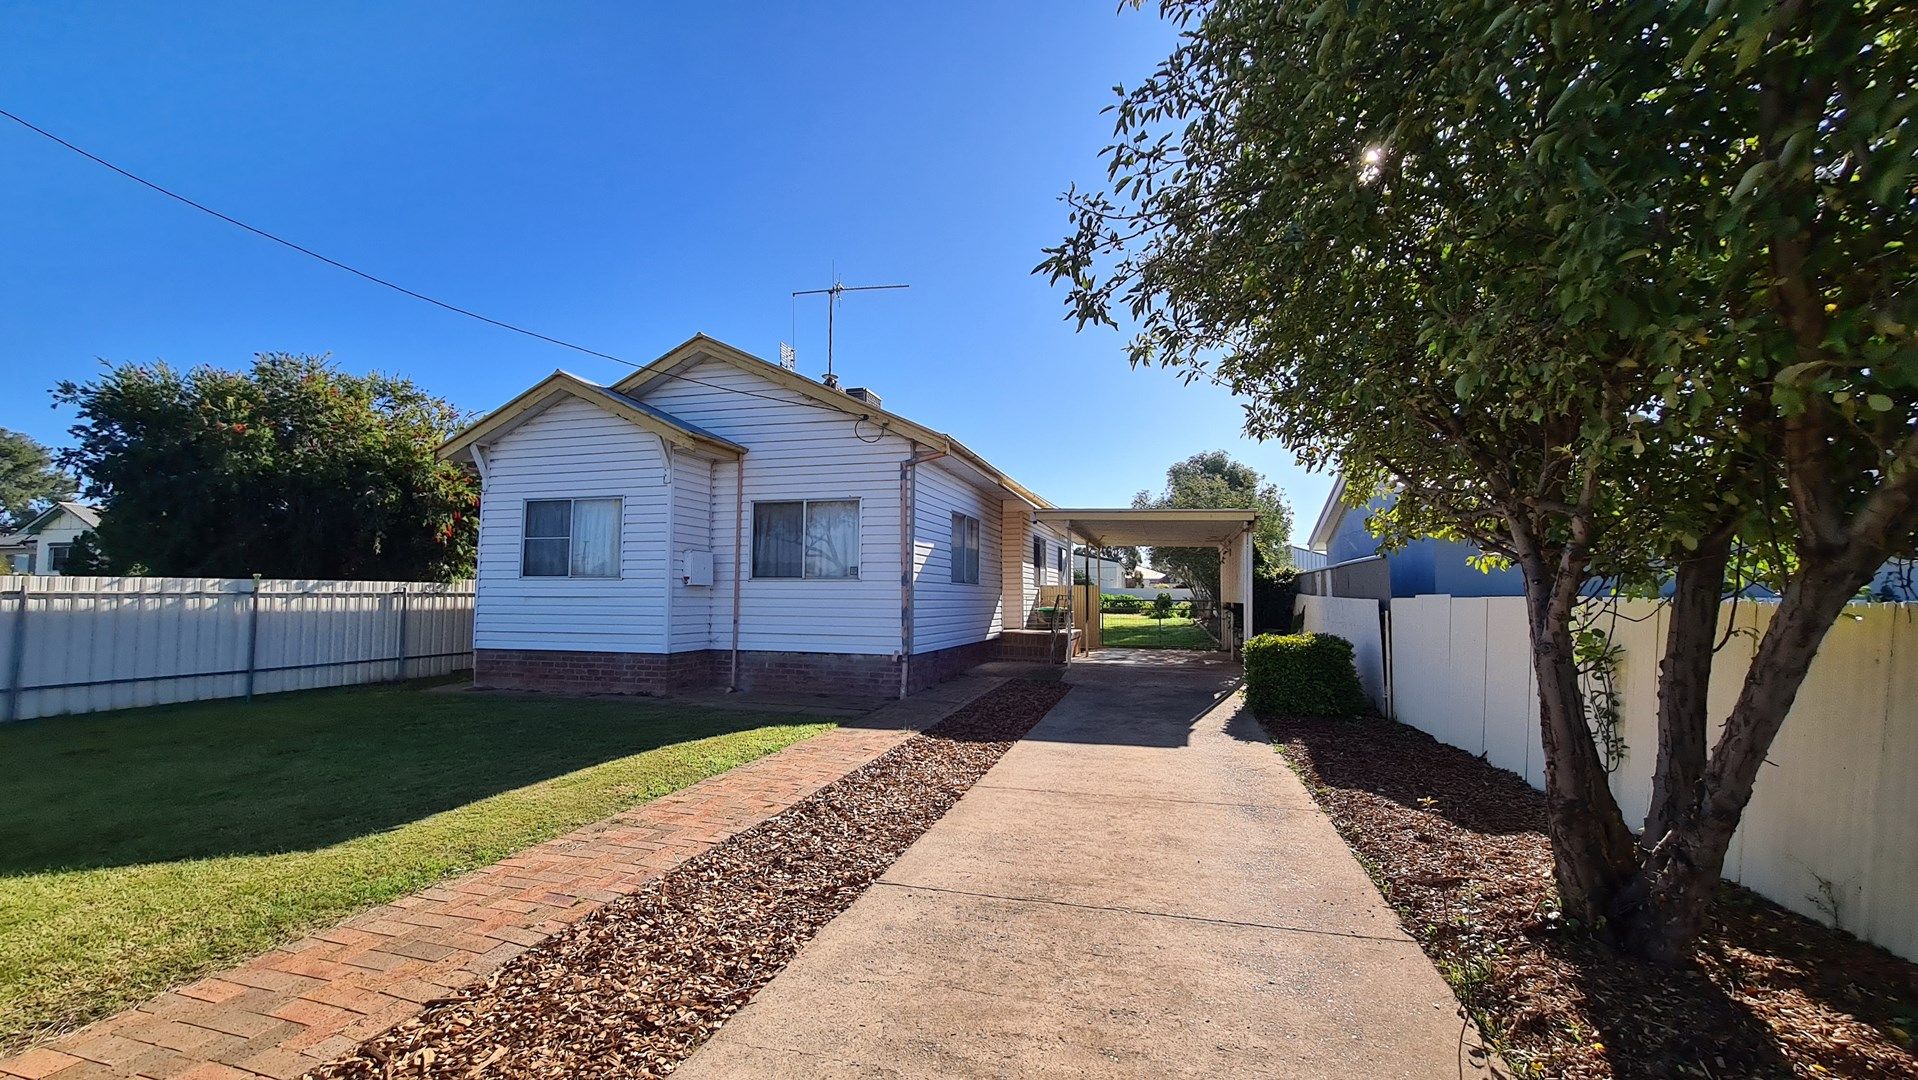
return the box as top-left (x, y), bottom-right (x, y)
top-left (1, 2), bottom-right (1331, 542)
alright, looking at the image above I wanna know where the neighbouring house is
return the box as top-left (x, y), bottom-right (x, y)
top-left (0, 501), bottom-right (101, 575)
top-left (1078, 553), bottom-right (1131, 590)
top-left (1287, 544), bottom-right (1328, 572)
top-left (441, 335), bottom-right (1087, 699)
top-left (1299, 475), bottom-right (1523, 601)
top-left (1078, 553), bottom-right (1193, 600)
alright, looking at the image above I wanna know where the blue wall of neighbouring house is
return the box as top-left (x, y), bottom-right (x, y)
top-left (1326, 495), bottom-right (1525, 599)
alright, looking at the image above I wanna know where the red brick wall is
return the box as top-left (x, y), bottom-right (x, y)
top-left (730, 650), bottom-right (898, 697)
top-left (476, 641), bottom-right (994, 698)
top-left (991, 631), bottom-right (1070, 663)
top-left (475, 649), bottom-right (720, 696)
top-left (906, 639), bottom-right (995, 693)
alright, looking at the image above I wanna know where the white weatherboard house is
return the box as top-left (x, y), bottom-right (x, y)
top-left (444, 334), bottom-right (1076, 699)
top-left (444, 335), bottom-right (1258, 698)
top-left (0, 501), bottom-right (101, 575)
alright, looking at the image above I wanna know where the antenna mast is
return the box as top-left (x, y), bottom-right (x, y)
top-left (790, 278), bottom-right (909, 387)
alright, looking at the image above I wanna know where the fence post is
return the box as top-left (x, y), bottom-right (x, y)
top-left (244, 575), bottom-right (261, 702)
top-left (394, 586), bottom-right (410, 683)
top-left (4, 579), bottom-right (28, 724)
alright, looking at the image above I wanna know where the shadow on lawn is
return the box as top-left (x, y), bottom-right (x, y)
top-left (0, 681), bottom-right (807, 875)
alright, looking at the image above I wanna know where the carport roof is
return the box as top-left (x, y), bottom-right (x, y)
top-left (1032, 508), bottom-right (1257, 547)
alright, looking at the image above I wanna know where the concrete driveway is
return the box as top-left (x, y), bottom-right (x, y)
top-left (676, 655), bottom-right (1496, 1079)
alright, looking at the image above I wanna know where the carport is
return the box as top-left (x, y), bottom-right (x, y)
top-left (1031, 508), bottom-right (1259, 655)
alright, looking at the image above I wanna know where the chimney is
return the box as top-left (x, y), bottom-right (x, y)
top-left (845, 387), bottom-right (882, 409)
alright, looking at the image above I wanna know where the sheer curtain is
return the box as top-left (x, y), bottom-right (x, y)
top-left (804, 500), bottom-right (859, 579)
top-left (753, 502), bottom-right (805, 578)
top-left (569, 498), bottom-right (621, 577)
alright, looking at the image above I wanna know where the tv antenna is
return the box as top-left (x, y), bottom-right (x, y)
top-left (791, 278), bottom-right (909, 387)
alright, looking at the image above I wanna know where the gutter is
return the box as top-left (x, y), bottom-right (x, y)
top-left (898, 445), bottom-right (948, 699)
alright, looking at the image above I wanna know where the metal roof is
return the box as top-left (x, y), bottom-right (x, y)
top-left (1031, 508), bottom-right (1257, 547)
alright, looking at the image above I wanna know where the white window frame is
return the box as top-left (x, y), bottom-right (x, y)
top-left (950, 512), bottom-right (981, 585)
top-left (520, 497), bottom-right (623, 579)
top-left (45, 542), bottom-right (73, 575)
top-left (750, 498), bottom-right (862, 580)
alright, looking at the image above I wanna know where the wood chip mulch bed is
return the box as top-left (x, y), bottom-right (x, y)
top-left (307, 678), bottom-right (1070, 1080)
top-left (1266, 712), bottom-right (1918, 1080)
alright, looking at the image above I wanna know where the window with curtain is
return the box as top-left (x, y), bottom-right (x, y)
top-left (950, 512), bottom-right (980, 584)
top-left (521, 498), bottom-right (621, 578)
top-left (754, 499), bottom-right (860, 579)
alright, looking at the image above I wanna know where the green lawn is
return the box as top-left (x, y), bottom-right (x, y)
top-left (1099, 612), bottom-right (1219, 649)
top-left (0, 678), bottom-right (830, 1052)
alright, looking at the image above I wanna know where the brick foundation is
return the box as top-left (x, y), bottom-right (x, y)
top-left (991, 630), bottom-right (1073, 663)
top-left (475, 649), bottom-right (721, 696)
top-left (730, 650), bottom-right (900, 698)
top-left (905, 638), bottom-right (996, 693)
top-left (475, 641), bottom-right (994, 699)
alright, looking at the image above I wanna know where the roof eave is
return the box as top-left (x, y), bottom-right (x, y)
top-left (1306, 473), bottom-right (1349, 553)
top-left (438, 370), bottom-right (745, 464)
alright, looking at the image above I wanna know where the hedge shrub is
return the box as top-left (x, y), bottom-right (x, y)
top-left (1243, 632), bottom-right (1366, 717)
top-left (1101, 592), bottom-right (1146, 613)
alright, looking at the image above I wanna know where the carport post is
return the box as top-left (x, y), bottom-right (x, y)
top-left (1239, 524), bottom-right (1255, 647)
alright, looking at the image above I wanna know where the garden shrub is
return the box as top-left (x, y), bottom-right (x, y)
top-left (1243, 632), bottom-right (1366, 717)
top-left (1101, 592), bottom-right (1145, 613)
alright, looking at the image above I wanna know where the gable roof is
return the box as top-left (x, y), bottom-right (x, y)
top-left (1, 501), bottom-right (101, 547)
top-left (1305, 473), bottom-right (1350, 553)
top-left (617, 334), bottom-right (1053, 508)
top-left (439, 370), bottom-right (747, 464)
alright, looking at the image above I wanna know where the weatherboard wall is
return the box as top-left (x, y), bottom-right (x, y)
top-left (472, 395), bottom-right (671, 654)
top-left (910, 459), bottom-right (1006, 653)
top-left (636, 358), bottom-right (911, 656)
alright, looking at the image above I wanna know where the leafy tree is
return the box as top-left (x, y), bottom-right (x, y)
top-left (1043, 0), bottom-right (1915, 960)
top-left (1131, 451), bottom-right (1293, 605)
top-left (0, 428), bottom-right (76, 531)
top-left (1151, 588), bottom-right (1175, 627)
top-left (54, 354), bottom-right (478, 581)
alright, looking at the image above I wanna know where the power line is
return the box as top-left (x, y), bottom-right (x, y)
top-left (0, 107), bottom-right (876, 422)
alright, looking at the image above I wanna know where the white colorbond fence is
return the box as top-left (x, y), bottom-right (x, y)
top-left (1388, 594), bottom-right (1918, 963)
top-left (1294, 593), bottom-right (1387, 709)
top-left (0, 576), bottom-right (475, 723)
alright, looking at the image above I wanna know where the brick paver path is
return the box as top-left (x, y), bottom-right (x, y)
top-left (0, 677), bottom-right (1000, 1080)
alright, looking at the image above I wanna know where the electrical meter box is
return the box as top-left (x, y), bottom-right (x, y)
top-left (681, 549), bottom-right (715, 587)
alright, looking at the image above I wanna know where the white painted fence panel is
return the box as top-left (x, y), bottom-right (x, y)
top-left (1295, 594), bottom-right (1386, 709)
top-left (1, 576), bottom-right (474, 722)
top-left (1389, 594), bottom-right (1918, 962)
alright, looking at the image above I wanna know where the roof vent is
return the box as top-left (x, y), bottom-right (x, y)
top-left (845, 387), bottom-right (882, 409)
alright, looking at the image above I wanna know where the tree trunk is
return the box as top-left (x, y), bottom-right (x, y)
top-left (1643, 540), bottom-right (1731, 844)
top-left (1621, 549), bottom-right (1880, 961)
top-left (1520, 559), bottom-right (1641, 928)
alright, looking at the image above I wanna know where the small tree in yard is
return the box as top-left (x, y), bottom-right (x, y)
top-left (1044, 1), bottom-right (1916, 961)
top-left (1133, 450), bottom-right (1293, 605)
top-left (1151, 589), bottom-right (1175, 634)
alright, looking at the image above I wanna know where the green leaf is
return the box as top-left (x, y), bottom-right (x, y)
top-left (1732, 160), bottom-right (1773, 201)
